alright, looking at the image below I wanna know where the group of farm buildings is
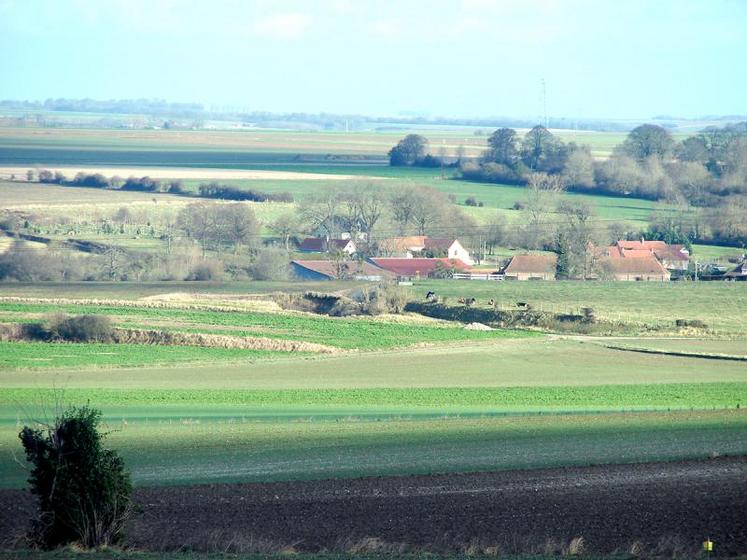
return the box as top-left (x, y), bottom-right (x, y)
top-left (291, 236), bottom-right (740, 282)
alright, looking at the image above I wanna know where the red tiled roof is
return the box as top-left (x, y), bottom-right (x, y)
top-left (292, 260), bottom-right (391, 279)
top-left (616, 239), bottom-right (668, 251)
top-left (370, 257), bottom-right (470, 276)
top-left (601, 255), bottom-right (670, 275)
top-left (504, 254), bottom-right (557, 274)
top-left (620, 249), bottom-right (654, 259)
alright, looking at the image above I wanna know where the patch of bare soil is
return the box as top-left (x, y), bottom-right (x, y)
top-left (1, 458), bottom-right (744, 555)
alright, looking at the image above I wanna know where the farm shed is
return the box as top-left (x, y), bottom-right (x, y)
top-left (503, 254), bottom-right (557, 281)
top-left (369, 257), bottom-right (471, 279)
top-left (291, 260), bottom-right (391, 281)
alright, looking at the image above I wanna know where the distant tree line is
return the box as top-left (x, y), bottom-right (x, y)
top-left (453, 123), bottom-right (747, 205)
top-left (197, 182), bottom-right (293, 202)
top-left (32, 171), bottom-right (293, 202)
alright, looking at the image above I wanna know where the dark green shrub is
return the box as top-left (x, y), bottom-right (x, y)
top-left (47, 314), bottom-right (113, 342)
top-left (19, 406), bottom-right (132, 549)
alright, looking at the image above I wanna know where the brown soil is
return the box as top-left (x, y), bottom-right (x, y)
top-left (2, 457), bottom-right (745, 555)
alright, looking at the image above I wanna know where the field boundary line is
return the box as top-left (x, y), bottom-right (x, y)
top-left (603, 344), bottom-right (747, 362)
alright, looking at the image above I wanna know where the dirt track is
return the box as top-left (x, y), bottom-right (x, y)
top-left (2, 457), bottom-right (745, 555)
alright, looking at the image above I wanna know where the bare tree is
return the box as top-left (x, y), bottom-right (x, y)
top-left (524, 172), bottom-right (564, 248)
top-left (269, 213), bottom-right (298, 251)
top-left (298, 187), bottom-right (342, 239)
top-left (218, 203), bottom-right (260, 252)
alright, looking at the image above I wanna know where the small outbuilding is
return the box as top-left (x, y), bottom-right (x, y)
top-left (503, 254), bottom-right (557, 281)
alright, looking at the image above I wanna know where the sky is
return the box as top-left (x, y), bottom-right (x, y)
top-left (0, 0), bottom-right (745, 120)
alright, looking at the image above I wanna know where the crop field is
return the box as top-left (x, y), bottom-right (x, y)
top-left (0, 342), bottom-right (290, 369)
top-left (1, 408), bottom-right (744, 488)
top-left (0, 126), bottom-right (690, 159)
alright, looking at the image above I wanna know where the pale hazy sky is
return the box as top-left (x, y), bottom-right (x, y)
top-left (1, 0), bottom-right (745, 119)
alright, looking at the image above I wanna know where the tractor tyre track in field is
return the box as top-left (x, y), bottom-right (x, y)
top-left (1, 457), bottom-right (745, 554)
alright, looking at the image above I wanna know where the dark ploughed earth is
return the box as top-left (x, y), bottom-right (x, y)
top-left (1, 457), bottom-right (745, 555)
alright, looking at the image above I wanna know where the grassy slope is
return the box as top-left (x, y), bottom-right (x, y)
top-left (412, 280), bottom-right (747, 335)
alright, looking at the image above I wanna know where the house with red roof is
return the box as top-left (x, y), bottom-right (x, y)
top-left (610, 239), bottom-right (689, 272)
top-left (369, 257), bottom-right (471, 279)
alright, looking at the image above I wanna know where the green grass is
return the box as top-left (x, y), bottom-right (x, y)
top-left (1, 409), bottom-right (743, 488)
top-left (410, 280), bottom-right (747, 335)
top-left (2, 383), bottom-right (744, 414)
top-left (0, 302), bottom-right (534, 353)
top-left (0, 342), bottom-right (286, 369)
top-left (2, 338), bottom-right (745, 390)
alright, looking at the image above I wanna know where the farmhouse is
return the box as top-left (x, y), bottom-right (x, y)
top-left (611, 239), bottom-right (690, 272)
top-left (599, 254), bottom-right (671, 281)
top-left (503, 254), bottom-right (557, 281)
top-left (298, 237), bottom-right (356, 255)
top-left (291, 260), bottom-right (391, 281)
top-left (370, 257), bottom-right (471, 279)
top-left (378, 236), bottom-right (474, 265)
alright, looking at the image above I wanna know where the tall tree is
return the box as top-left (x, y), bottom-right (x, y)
top-left (388, 134), bottom-right (428, 166)
top-left (554, 200), bottom-right (596, 279)
top-left (622, 124), bottom-right (674, 161)
top-left (486, 128), bottom-right (518, 166)
top-left (520, 125), bottom-right (567, 172)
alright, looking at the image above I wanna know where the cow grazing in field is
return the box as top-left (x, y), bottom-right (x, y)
top-left (425, 291), bottom-right (437, 302)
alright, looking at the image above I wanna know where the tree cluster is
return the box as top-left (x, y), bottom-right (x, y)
top-left (388, 134), bottom-right (446, 167)
top-left (197, 182), bottom-right (293, 202)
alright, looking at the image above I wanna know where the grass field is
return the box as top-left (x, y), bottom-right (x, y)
top-left (411, 279), bottom-right (747, 335)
